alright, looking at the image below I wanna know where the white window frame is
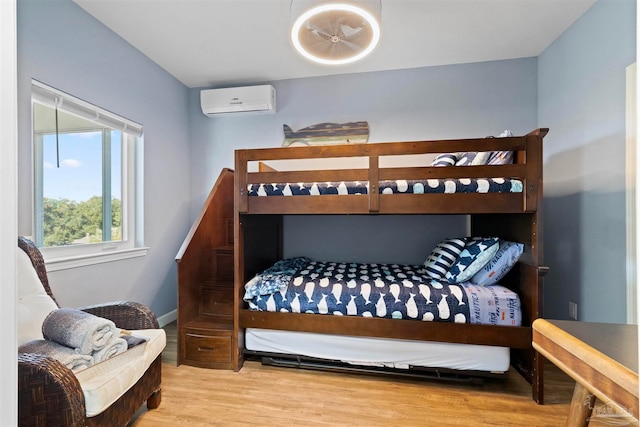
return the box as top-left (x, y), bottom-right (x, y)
top-left (31, 80), bottom-right (147, 270)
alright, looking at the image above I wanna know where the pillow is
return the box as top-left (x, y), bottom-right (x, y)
top-left (487, 129), bottom-right (514, 165)
top-left (17, 248), bottom-right (58, 346)
top-left (456, 130), bottom-right (516, 166)
top-left (430, 153), bottom-right (457, 167)
top-left (455, 151), bottom-right (491, 166)
top-left (471, 152), bottom-right (491, 165)
top-left (423, 238), bottom-right (466, 279)
top-left (454, 152), bottom-right (477, 166)
top-left (487, 151), bottom-right (514, 165)
top-left (445, 237), bottom-right (500, 284)
top-left (470, 240), bottom-right (524, 286)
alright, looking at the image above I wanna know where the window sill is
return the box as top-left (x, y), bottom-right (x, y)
top-left (44, 247), bottom-right (149, 272)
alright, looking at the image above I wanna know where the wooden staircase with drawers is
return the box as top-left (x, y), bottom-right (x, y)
top-left (175, 168), bottom-right (235, 369)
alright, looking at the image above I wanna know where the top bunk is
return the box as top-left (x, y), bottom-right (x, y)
top-left (235, 128), bottom-right (547, 215)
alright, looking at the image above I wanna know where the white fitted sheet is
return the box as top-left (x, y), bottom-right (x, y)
top-left (246, 328), bottom-right (510, 373)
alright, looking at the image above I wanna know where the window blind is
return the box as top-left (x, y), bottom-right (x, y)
top-left (31, 79), bottom-right (143, 138)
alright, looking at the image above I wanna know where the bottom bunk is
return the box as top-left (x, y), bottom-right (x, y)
top-left (237, 255), bottom-right (544, 403)
top-left (235, 211), bottom-right (545, 403)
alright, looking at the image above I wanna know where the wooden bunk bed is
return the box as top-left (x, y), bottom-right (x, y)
top-left (233, 128), bottom-right (548, 403)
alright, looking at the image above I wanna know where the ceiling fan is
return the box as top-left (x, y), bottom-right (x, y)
top-left (290, 1), bottom-right (382, 65)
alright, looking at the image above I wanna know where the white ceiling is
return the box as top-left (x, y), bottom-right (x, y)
top-left (73, 0), bottom-right (597, 89)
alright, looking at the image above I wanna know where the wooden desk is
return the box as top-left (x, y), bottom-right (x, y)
top-left (533, 319), bottom-right (638, 426)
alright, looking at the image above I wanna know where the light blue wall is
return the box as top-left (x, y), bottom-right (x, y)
top-left (538, 0), bottom-right (636, 322)
top-left (189, 58), bottom-right (538, 263)
top-left (16, 0), bottom-right (634, 321)
top-left (189, 59), bottom-right (538, 207)
top-left (17, 0), bottom-right (191, 317)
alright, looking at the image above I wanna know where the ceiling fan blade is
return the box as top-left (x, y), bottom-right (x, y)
top-left (339, 24), bottom-right (363, 39)
top-left (310, 27), bottom-right (334, 41)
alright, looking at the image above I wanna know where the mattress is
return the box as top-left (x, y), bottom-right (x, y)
top-left (247, 178), bottom-right (523, 197)
top-left (245, 328), bottom-right (511, 373)
top-left (244, 258), bottom-right (522, 326)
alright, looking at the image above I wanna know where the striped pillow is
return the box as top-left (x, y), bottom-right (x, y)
top-left (430, 153), bottom-right (457, 167)
top-left (424, 238), bottom-right (466, 279)
top-left (487, 130), bottom-right (515, 165)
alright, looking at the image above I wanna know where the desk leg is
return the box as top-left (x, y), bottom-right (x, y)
top-left (566, 382), bottom-right (595, 427)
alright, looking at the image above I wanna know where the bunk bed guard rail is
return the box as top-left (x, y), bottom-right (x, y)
top-left (235, 129), bottom-right (547, 215)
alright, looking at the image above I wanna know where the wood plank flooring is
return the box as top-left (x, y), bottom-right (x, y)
top-left (130, 322), bottom-right (574, 426)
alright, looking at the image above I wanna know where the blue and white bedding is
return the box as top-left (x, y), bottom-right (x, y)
top-left (244, 258), bottom-right (521, 326)
top-left (247, 178), bottom-right (522, 196)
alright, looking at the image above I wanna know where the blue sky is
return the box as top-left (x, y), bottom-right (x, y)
top-left (42, 131), bottom-right (122, 202)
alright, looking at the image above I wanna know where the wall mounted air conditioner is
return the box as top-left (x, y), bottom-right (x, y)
top-left (200, 85), bottom-right (276, 116)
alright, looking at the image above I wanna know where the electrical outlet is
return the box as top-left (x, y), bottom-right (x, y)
top-left (569, 301), bottom-right (578, 320)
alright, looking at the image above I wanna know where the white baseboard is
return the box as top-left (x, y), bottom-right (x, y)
top-left (157, 309), bottom-right (177, 328)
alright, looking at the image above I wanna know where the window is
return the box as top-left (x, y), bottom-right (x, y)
top-left (31, 80), bottom-right (146, 269)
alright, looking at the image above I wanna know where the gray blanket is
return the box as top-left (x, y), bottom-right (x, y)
top-left (19, 339), bottom-right (94, 372)
top-left (122, 334), bottom-right (148, 349)
top-left (42, 308), bottom-right (116, 355)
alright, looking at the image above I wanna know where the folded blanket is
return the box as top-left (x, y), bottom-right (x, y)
top-left (243, 257), bottom-right (311, 300)
top-left (19, 339), bottom-right (94, 372)
top-left (42, 308), bottom-right (116, 355)
top-left (92, 337), bottom-right (128, 364)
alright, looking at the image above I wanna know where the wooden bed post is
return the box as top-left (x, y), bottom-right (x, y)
top-left (235, 150), bottom-right (248, 214)
top-left (523, 128), bottom-right (547, 213)
top-left (233, 204), bottom-right (244, 371)
top-left (369, 155), bottom-right (379, 212)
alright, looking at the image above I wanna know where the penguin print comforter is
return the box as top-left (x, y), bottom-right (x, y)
top-left (243, 257), bottom-right (521, 326)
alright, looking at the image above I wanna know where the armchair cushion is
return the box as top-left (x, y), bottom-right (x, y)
top-left (75, 329), bottom-right (166, 417)
top-left (17, 247), bottom-right (58, 346)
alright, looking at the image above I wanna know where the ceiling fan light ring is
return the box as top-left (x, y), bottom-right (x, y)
top-left (291, 2), bottom-right (381, 65)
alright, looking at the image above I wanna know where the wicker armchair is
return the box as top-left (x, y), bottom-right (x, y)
top-left (17, 237), bottom-right (163, 426)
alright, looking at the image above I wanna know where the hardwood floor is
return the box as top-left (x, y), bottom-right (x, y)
top-left (160, 321), bottom-right (178, 366)
top-left (130, 322), bottom-right (574, 426)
